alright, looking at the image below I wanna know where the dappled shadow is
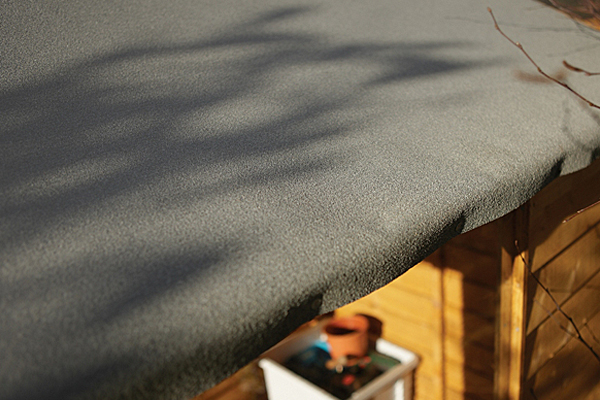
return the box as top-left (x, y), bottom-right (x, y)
top-left (2, 6), bottom-right (485, 233)
top-left (0, 5), bottom-right (497, 399)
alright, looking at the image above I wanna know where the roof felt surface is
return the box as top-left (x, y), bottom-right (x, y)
top-left (1, 0), bottom-right (600, 399)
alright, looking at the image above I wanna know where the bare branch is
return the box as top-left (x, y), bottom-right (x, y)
top-left (530, 387), bottom-right (539, 400)
top-left (533, 297), bottom-right (576, 338)
top-left (491, 4), bottom-right (600, 363)
top-left (488, 7), bottom-right (600, 109)
top-left (563, 60), bottom-right (600, 76)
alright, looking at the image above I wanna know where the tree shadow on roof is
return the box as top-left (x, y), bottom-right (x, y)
top-left (0, 5), bottom-right (500, 399)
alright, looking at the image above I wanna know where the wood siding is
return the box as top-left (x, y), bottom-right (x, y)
top-left (337, 221), bottom-right (500, 400)
top-left (522, 159), bottom-right (600, 400)
top-left (337, 159), bottom-right (600, 400)
top-left (197, 160), bottom-right (600, 400)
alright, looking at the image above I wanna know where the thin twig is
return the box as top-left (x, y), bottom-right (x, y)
top-left (492, 5), bottom-right (600, 363)
top-left (563, 60), bottom-right (600, 76)
top-left (488, 7), bottom-right (600, 109)
top-left (530, 387), bottom-right (539, 400)
top-left (563, 198), bottom-right (600, 223)
top-left (533, 297), bottom-right (575, 336)
top-left (584, 324), bottom-right (600, 345)
top-left (515, 240), bottom-right (600, 363)
top-left (490, 7), bottom-right (600, 223)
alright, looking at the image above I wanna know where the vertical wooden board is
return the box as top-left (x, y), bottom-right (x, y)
top-left (443, 268), bottom-right (466, 311)
top-left (443, 270), bottom-right (497, 319)
top-left (525, 271), bottom-right (600, 378)
top-left (446, 219), bottom-right (500, 257)
top-left (444, 245), bottom-right (499, 289)
top-left (495, 206), bottom-right (529, 400)
top-left (526, 225), bottom-right (600, 333)
top-left (527, 311), bottom-right (600, 400)
top-left (529, 158), bottom-right (600, 272)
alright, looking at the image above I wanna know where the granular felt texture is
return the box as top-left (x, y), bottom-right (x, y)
top-left (1, 0), bottom-right (599, 399)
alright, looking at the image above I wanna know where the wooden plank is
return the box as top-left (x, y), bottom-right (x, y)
top-left (527, 311), bottom-right (600, 400)
top-left (443, 269), bottom-right (497, 319)
top-left (375, 285), bottom-right (442, 328)
top-left (444, 245), bottom-right (499, 289)
top-left (583, 382), bottom-right (600, 400)
top-left (444, 306), bottom-right (496, 349)
top-left (445, 359), bottom-right (494, 399)
top-left (495, 206), bottom-right (529, 400)
top-left (382, 320), bottom-right (441, 366)
top-left (526, 225), bottom-right (600, 333)
top-left (413, 372), bottom-right (444, 400)
top-left (446, 219), bottom-right (500, 257)
top-left (445, 336), bottom-right (495, 378)
top-left (525, 271), bottom-right (600, 378)
top-left (446, 387), bottom-right (490, 400)
top-left (393, 254), bottom-right (443, 300)
top-left (335, 290), bottom-right (380, 316)
top-left (529, 158), bottom-right (600, 272)
top-left (382, 321), bottom-right (442, 373)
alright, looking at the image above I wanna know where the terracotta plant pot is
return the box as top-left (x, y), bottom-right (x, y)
top-left (323, 315), bottom-right (370, 360)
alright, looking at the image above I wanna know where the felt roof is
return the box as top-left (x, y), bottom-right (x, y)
top-left (1, 0), bottom-right (599, 399)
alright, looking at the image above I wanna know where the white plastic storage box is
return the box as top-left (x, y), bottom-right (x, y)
top-left (259, 319), bottom-right (419, 400)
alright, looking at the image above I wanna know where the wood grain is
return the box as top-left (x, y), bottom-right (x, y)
top-left (526, 311), bottom-right (600, 400)
top-left (529, 158), bottom-right (600, 272)
top-left (445, 360), bottom-right (494, 399)
top-left (495, 206), bottom-right (529, 400)
top-left (526, 223), bottom-right (600, 333)
top-left (525, 271), bottom-right (600, 378)
top-left (443, 270), bottom-right (497, 319)
top-left (444, 244), bottom-right (499, 289)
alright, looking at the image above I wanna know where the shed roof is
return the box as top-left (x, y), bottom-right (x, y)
top-left (1, 0), bottom-right (600, 399)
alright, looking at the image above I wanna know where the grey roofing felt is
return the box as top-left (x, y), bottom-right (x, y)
top-left (1, 0), bottom-right (600, 399)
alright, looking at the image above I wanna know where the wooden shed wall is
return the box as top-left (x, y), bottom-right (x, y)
top-left (522, 160), bottom-right (600, 400)
top-left (336, 220), bottom-right (500, 400)
top-left (338, 159), bottom-right (600, 400)
top-left (196, 159), bottom-right (600, 400)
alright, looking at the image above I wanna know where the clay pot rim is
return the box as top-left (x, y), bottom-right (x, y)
top-left (323, 315), bottom-right (370, 335)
